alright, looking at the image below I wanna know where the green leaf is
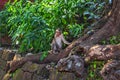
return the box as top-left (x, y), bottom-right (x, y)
top-left (81, 0), bottom-right (85, 3)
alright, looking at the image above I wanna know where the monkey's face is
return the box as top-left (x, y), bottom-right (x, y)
top-left (55, 32), bottom-right (61, 37)
top-left (55, 29), bottom-right (61, 37)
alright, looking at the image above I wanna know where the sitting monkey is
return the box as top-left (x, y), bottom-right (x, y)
top-left (50, 28), bottom-right (70, 54)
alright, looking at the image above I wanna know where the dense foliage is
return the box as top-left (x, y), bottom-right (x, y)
top-left (0, 0), bottom-right (106, 53)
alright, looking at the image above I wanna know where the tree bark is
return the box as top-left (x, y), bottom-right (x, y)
top-left (100, 60), bottom-right (120, 80)
top-left (85, 44), bottom-right (120, 61)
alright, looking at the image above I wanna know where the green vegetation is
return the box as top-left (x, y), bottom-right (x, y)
top-left (101, 34), bottom-right (120, 45)
top-left (0, 0), bottom-right (106, 53)
top-left (87, 61), bottom-right (105, 80)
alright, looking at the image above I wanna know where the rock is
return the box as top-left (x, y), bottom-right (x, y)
top-left (22, 61), bottom-right (39, 73)
top-left (61, 72), bottom-right (76, 80)
top-left (0, 48), bottom-right (88, 80)
top-left (13, 69), bottom-right (24, 80)
top-left (23, 72), bottom-right (33, 80)
top-left (13, 54), bottom-right (22, 61)
top-left (0, 59), bottom-right (7, 69)
top-left (56, 55), bottom-right (86, 79)
top-left (37, 65), bottom-right (50, 79)
top-left (5, 54), bottom-right (23, 72)
top-left (49, 69), bottom-right (76, 80)
top-left (0, 69), bottom-right (6, 80)
top-left (2, 49), bottom-right (15, 61)
top-left (32, 74), bottom-right (45, 80)
top-left (100, 60), bottom-right (120, 80)
top-left (2, 73), bottom-right (11, 80)
top-left (25, 53), bottom-right (33, 57)
top-left (36, 64), bottom-right (46, 75)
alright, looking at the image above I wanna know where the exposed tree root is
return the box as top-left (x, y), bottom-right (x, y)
top-left (85, 44), bottom-right (120, 61)
top-left (100, 60), bottom-right (120, 80)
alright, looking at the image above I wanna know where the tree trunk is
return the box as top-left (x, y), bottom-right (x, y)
top-left (100, 60), bottom-right (120, 80)
top-left (85, 44), bottom-right (120, 61)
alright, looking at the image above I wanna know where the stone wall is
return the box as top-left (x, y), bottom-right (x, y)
top-left (0, 48), bottom-right (78, 80)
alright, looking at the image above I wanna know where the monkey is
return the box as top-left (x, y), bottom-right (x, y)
top-left (50, 28), bottom-right (70, 54)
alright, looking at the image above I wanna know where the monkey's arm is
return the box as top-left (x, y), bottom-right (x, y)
top-left (61, 34), bottom-right (70, 45)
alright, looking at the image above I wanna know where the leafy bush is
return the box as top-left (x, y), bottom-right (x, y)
top-left (87, 61), bottom-right (105, 80)
top-left (2, 0), bottom-right (54, 52)
top-left (0, 0), bottom-right (106, 53)
top-left (0, 10), bottom-right (10, 36)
